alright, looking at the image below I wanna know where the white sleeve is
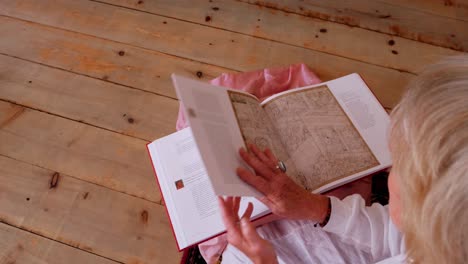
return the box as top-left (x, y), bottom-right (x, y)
top-left (322, 194), bottom-right (404, 262)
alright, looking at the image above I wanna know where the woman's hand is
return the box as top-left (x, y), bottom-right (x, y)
top-left (238, 144), bottom-right (329, 222)
top-left (218, 196), bottom-right (278, 264)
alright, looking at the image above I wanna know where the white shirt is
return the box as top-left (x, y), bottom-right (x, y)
top-left (324, 195), bottom-right (406, 263)
top-left (222, 194), bottom-right (406, 263)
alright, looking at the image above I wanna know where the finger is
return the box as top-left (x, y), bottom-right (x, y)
top-left (233, 197), bottom-right (241, 220)
top-left (240, 208), bottom-right (262, 241)
top-left (225, 196), bottom-right (233, 210)
top-left (249, 144), bottom-right (277, 170)
top-left (218, 197), bottom-right (241, 234)
top-left (218, 197), bottom-right (244, 245)
top-left (219, 197), bottom-right (233, 218)
top-left (237, 167), bottom-right (271, 195)
top-left (264, 148), bottom-right (278, 163)
top-left (240, 202), bottom-right (254, 221)
top-left (223, 197), bottom-right (238, 221)
top-left (239, 148), bottom-right (275, 179)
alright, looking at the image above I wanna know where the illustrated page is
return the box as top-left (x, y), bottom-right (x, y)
top-left (261, 85), bottom-right (380, 191)
top-left (227, 91), bottom-right (292, 169)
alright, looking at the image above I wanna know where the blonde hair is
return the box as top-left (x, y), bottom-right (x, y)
top-left (389, 56), bottom-right (468, 263)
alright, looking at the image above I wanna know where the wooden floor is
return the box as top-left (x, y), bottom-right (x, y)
top-left (0, 0), bottom-right (466, 263)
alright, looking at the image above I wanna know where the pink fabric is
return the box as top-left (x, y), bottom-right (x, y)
top-left (176, 64), bottom-right (321, 131)
top-left (175, 64), bottom-right (373, 264)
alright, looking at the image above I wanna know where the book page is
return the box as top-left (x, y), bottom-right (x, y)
top-left (172, 75), bottom-right (261, 197)
top-left (328, 74), bottom-right (392, 170)
top-left (228, 91), bottom-right (293, 174)
top-left (260, 74), bottom-right (389, 192)
top-left (148, 128), bottom-right (270, 250)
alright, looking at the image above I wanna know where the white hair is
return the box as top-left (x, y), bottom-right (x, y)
top-left (389, 55), bottom-right (468, 264)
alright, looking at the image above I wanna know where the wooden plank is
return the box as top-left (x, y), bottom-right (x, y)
top-left (240, 0), bottom-right (468, 52)
top-left (95, 0), bottom-right (461, 74)
top-left (380, 0), bottom-right (468, 22)
top-left (0, 6), bottom-right (413, 108)
top-left (0, 101), bottom-right (160, 203)
top-left (0, 223), bottom-right (118, 264)
top-left (0, 16), bottom-right (232, 100)
top-left (0, 54), bottom-right (178, 141)
top-left (0, 155), bottom-right (181, 264)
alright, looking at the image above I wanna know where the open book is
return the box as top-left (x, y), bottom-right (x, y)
top-left (147, 73), bottom-right (392, 250)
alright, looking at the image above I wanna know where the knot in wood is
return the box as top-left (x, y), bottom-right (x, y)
top-left (50, 172), bottom-right (60, 189)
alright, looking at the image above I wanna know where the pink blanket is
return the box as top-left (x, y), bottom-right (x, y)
top-left (175, 64), bottom-right (372, 263)
top-left (176, 64), bottom-right (321, 130)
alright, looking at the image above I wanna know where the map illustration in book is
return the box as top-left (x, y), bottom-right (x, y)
top-left (228, 85), bottom-right (379, 191)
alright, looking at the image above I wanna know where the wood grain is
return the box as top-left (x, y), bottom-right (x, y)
top-left (95, 0), bottom-right (461, 74)
top-left (0, 16), bottom-right (232, 100)
top-left (0, 223), bottom-right (119, 264)
top-left (381, 0), bottom-right (468, 22)
top-left (0, 6), bottom-right (413, 108)
top-left (1, 2), bottom-right (459, 263)
top-left (241, 0), bottom-right (468, 52)
top-left (0, 101), bottom-right (160, 203)
top-left (0, 155), bottom-right (180, 263)
top-left (0, 54), bottom-right (177, 141)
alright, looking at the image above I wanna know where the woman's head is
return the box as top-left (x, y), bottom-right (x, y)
top-left (388, 56), bottom-right (468, 264)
